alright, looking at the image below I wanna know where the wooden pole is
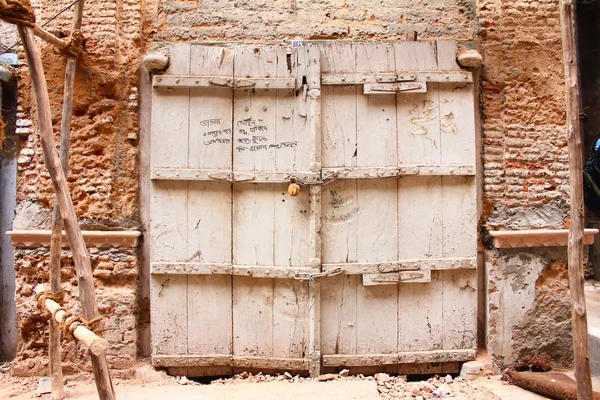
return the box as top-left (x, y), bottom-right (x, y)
top-left (35, 286), bottom-right (110, 356)
top-left (33, 25), bottom-right (68, 51)
top-left (17, 25), bottom-right (116, 400)
top-left (47, 1), bottom-right (86, 398)
top-left (559, 1), bottom-right (594, 399)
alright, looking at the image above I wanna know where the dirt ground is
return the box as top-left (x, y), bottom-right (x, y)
top-left (0, 363), bottom-right (552, 400)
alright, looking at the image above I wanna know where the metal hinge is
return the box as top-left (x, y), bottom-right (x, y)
top-left (362, 270), bottom-right (431, 286)
top-left (364, 82), bottom-right (427, 95)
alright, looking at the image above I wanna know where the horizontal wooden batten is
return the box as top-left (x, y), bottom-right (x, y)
top-left (321, 71), bottom-right (472, 85)
top-left (6, 230), bottom-right (141, 248)
top-left (152, 168), bottom-right (232, 181)
top-left (488, 229), bottom-right (599, 249)
top-left (151, 263), bottom-right (318, 278)
top-left (153, 75), bottom-right (297, 90)
top-left (323, 257), bottom-right (477, 274)
top-left (152, 166), bottom-right (475, 183)
top-left (322, 165), bottom-right (475, 181)
top-left (322, 350), bottom-right (476, 367)
top-left (151, 168), bottom-right (320, 184)
top-left (153, 355), bottom-right (308, 370)
top-left (234, 172), bottom-right (320, 184)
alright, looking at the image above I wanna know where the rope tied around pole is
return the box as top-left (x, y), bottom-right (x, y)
top-left (0, 0), bottom-right (35, 27)
top-left (63, 29), bottom-right (83, 57)
top-left (0, 115), bottom-right (5, 146)
top-left (36, 291), bottom-right (105, 340)
top-left (35, 290), bottom-right (64, 314)
top-left (60, 313), bottom-right (104, 340)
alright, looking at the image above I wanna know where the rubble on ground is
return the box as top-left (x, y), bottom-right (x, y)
top-left (207, 370), bottom-right (501, 399)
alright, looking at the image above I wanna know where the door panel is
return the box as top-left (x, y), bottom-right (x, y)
top-left (150, 41), bottom-right (478, 376)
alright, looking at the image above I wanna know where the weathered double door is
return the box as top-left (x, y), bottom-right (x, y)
top-left (150, 41), bottom-right (478, 376)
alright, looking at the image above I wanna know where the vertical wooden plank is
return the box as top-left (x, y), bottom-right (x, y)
top-left (149, 44), bottom-right (190, 368)
top-left (187, 181), bottom-right (232, 264)
top-left (395, 41), bottom-right (440, 165)
top-left (187, 181), bottom-right (232, 374)
top-left (321, 42), bottom-right (357, 168)
top-left (321, 181), bottom-right (359, 264)
top-left (149, 43), bottom-right (191, 371)
top-left (150, 274), bottom-right (188, 355)
top-left (233, 46), bottom-right (279, 173)
top-left (151, 43), bottom-right (191, 169)
top-left (442, 176), bottom-right (477, 259)
top-left (355, 42), bottom-right (397, 167)
top-left (441, 174), bottom-right (477, 350)
top-left (354, 44), bottom-right (399, 360)
top-left (150, 181), bottom-right (188, 262)
top-left (232, 276), bottom-right (274, 357)
top-left (439, 83), bottom-right (477, 165)
top-left (233, 183), bottom-right (275, 266)
top-left (320, 274), bottom-right (357, 355)
top-left (308, 185), bottom-right (322, 376)
top-left (355, 178), bottom-right (398, 357)
top-left (275, 47), bottom-right (311, 173)
top-left (398, 176), bottom-right (443, 260)
top-left (395, 41), bottom-right (438, 71)
top-left (436, 40), bottom-right (461, 71)
top-left (307, 45), bottom-right (323, 377)
top-left (395, 41), bottom-right (446, 363)
top-left (442, 269), bottom-right (477, 350)
top-left (187, 274), bottom-right (233, 376)
top-left (188, 46), bottom-right (234, 170)
top-left (398, 272), bottom-right (443, 352)
top-left (273, 188), bottom-right (311, 267)
top-left (272, 279), bottom-right (309, 359)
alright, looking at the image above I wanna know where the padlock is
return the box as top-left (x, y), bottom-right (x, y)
top-left (288, 177), bottom-right (300, 196)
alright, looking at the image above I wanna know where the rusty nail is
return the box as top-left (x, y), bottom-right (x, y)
top-left (262, 106), bottom-right (268, 112)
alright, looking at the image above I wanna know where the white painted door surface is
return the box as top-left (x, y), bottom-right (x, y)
top-left (150, 41), bottom-right (478, 376)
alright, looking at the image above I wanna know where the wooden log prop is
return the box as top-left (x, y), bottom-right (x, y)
top-left (504, 370), bottom-right (600, 400)
top-left (35, 286), bottom-right (109, 356)
top-left (47, 1), bottom-right (85, 398)
top-left (13, 24), bottom-right (116, 400)
top-left (559, 0), bottom-right (594, 398)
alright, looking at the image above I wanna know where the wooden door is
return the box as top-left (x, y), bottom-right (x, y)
top-left (150, 44), bottom-right (322, 376)
top-left (149, 41), bottom-right (478, 377)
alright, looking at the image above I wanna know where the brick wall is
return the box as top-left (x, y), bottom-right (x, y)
top-left (478, 0), bottom-right (573, 368)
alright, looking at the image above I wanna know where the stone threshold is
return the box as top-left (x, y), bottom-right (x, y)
top-left (6, 230), bottom-right (141, 248)
top-left (488, 229), bottom-right (599, 249)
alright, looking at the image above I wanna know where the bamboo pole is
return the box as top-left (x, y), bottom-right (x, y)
top-left (17, 25), bottom-right (116, 400)
top-left (559, 1), bottom-right (594, 399)
top-left (47, 1), bottom-right (85, 398)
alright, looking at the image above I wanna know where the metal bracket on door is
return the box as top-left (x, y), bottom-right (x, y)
top-left (362, 270), bottom-right (432, 286)
top-left (153, 75), bottom-right (296, 90)
top-left (363, 82), bottom-right (427, 94)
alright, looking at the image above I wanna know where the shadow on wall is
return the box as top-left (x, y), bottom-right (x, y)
top-left (1, 74), bottom-right (18, 361)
